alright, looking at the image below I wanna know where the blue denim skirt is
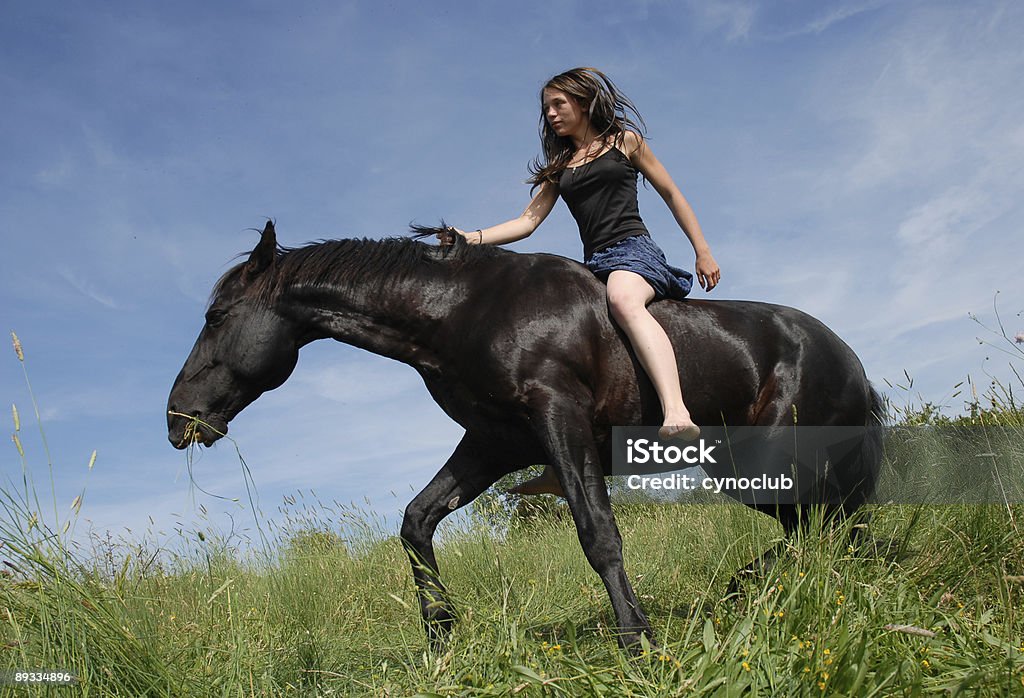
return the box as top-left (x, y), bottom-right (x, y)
top-left (585, 234), bottom-right (693, 301)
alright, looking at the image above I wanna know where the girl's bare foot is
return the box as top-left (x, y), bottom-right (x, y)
top-left (659, 419), bottom-right (700, 441)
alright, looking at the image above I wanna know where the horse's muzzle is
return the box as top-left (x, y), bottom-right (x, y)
top-left (167, 410), bottom-right (226, 449)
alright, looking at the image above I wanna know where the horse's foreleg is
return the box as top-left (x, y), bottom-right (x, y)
top-left (400, 433), bottom-right (512, 646)
top-left (531, 398), bottom-right (654, 650)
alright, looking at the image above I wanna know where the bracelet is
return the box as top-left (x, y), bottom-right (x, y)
top-left (476, 229), bottom-right (483, 244)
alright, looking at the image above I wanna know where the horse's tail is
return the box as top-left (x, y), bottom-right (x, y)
top-left (852, 385), bottom-right (887, 511)
top-left (868, 385), bottom-right (888, 430)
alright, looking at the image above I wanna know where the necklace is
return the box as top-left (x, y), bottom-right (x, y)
top-left (570, 139), bottom-right (602, 173)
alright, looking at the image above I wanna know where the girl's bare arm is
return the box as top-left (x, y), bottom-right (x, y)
top-left (623, 131), bottom-right (721, 291)
top-left (452, 182), bottom-right (559, 245)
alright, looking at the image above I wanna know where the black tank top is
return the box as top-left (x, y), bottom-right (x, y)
top-left (558, 147), bottom-right (649, 260)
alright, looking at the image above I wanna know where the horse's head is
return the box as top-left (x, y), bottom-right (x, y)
top-left (167, 221), bottom-right (301, 449)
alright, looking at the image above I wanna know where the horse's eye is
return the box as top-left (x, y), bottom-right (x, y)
top-left (205, 310), bottom-right (227, 328)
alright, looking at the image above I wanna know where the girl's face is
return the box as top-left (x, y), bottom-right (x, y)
top-left (543, 88), bottom-right (589, 142)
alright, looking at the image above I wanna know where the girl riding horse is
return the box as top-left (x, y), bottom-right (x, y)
top-left (441, 67), bottom-right (721, 495)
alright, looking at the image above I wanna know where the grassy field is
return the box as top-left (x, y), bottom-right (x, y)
top-left (2, 494), bottom-right (1023, 696)
top-left (3, 333), bottom-right (1024, 695)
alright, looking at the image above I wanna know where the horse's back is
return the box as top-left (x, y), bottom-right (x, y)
top-left (653, 298), bottom-right (874, 426)
top-left (454, 247), bottom-right (873, 427)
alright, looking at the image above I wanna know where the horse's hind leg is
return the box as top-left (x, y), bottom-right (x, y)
top-left (400, 432), bottom-right (516, 646)
top-left (727, 503), bottom-right (874, 595)
top-left (726, 504), bottom-right (805, 596)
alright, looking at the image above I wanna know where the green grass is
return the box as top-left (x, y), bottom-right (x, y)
top-left (3, 493), bottom-right (1023, 695)
top-left (4, 330), bottom-right (1024, 695)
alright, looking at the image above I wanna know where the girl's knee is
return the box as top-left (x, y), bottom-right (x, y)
top-left (605, 271), bottom-right (656, 325)
top-left (607, 289), bottom-right (647, 325)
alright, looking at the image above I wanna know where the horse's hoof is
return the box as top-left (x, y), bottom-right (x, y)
top-left (424, 606), bottom-right (457, 648)
top-left (725, 568), bottom-right (756, 598)
top-left (618, 629), bottom-right (658, 656)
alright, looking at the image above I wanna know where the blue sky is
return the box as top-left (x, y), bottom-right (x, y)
top-left (3, 1), bottom-right (1022, 548)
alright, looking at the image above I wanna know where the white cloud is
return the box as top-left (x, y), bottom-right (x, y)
top-left (34, 153), bottom-right (75, 187)
top-left (684, 0), bottom-right (757, 41)
top-left (56, 265), bottom-right (121, 310)
top-left (896, 186), bottom-right (992, 249)
top-left (289, 353), bottom-right (425, 407)
top-left (836, 7), bottom-right (1024, 195)
top-left (771, 0), bottom-right (892, 39)
top-left (685, 0), bottom-right (891, 42)
top-left (801, 1), bottom-right (887, 34)
top-left (785, 3), bottom-right (1024, 333)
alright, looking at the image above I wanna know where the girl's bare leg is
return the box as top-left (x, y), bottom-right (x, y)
top-left (605, 270), bottom-right (699, 440)
top-left (509, 270), bottom-right (697, 499)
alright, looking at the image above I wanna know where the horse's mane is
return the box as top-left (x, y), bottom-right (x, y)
top-left (211, 225), bottom-right (505, 306)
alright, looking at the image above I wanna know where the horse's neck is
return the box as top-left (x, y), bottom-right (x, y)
top-left (284, 272), bottom-right (450, 370)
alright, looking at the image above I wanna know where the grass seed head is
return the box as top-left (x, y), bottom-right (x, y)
top-left (11, 332), bottom-right (23, 361)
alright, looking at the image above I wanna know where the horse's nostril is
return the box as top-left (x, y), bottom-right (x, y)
top-left (169, 407), bottom-right (201, 422)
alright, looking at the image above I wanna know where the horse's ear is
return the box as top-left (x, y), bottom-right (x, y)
top-left (245, 220), bottom-right (277, 279)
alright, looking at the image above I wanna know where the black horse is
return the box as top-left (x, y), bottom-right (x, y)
top-left (167, 221), bottom-right (883, 649)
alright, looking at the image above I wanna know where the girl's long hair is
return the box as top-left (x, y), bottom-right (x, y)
top-left (527, 67), bottom-right (647, 189)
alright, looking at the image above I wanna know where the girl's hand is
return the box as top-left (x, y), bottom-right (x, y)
top-left (436, 227), bottom-right (468, 246)
top-left (695, 252), bottom-right (721, 292)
